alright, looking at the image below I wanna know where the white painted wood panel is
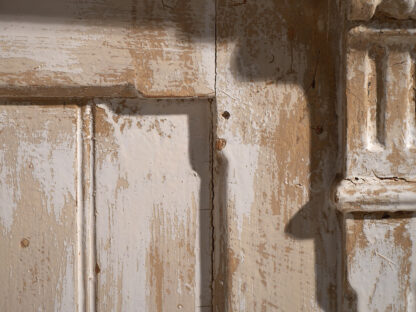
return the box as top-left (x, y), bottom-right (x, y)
top-left (0, 102), bottom-right (78, 311)
top-left (94, 99), bottom-right (212, 311)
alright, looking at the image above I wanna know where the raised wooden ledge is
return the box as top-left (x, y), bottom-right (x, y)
top-left (333, 178), bottom-right (416, 213)
top-left (0, 0), bottom-right (215, 99)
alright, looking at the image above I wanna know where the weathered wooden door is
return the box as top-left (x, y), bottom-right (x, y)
top-left (1, 0), bottom-right (416, 311)
top-left (0, 1), bottom-right (214, 311)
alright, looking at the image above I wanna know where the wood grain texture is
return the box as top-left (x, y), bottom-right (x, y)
top-left (0, 99), bottom-right (212, 311)
top-left (213, 0), bottom-right (341, 310)
top-left (0, 102), bottom-right (78, 311)
top-left (3, 0), bottom-right (416, 310)
top-left (94, 99), bottom-right (212, 311)
top-left (0, 0), bottom-right (215, 98)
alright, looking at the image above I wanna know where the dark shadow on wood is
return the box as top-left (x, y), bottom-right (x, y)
top-left (102, 98), bottom-right (216, 310)
top-left (218, 0), bottom-right (349, 310)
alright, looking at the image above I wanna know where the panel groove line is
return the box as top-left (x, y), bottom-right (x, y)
top-left (76, 104), bottom-right (86, 312)
top-left (77, 102), bottom-right (97, 312)
top-left (85, 103), bottom-right (97, 312)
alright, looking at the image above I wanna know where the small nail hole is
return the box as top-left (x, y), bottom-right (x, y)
top-left (222, 111), bottom-right (231, 119)
top-left (20, 238), bottom-right (30, 248)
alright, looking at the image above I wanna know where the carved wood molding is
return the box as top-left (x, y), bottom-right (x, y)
top-left (334, 7), bottom-right (416, 308)
top-left (350, 0), bottom-right (416, 20)
top-left (335, 178), bottom-right (416, 212)
top-left (335, 1), bottom-right (416, 213)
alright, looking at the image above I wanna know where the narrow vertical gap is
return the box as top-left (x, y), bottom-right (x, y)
top-left (366, 49), bottom-right (377, 148)
top-left (211, 0), bottom-right (218, 310)
top-left (214, 0), bottom-right (217, 99)
top-left (76, 105), bottom-right (86, 312)
top-left (376, 47), bottom-right (387, 146)
top-left (412, 53), bottom-right (415, 142)
top-left (407, 52), bottom-right (416, 148)
top-left (366, 46), bottom-right (386, 150)
top-left (209, 98), bottom-right (215, 312)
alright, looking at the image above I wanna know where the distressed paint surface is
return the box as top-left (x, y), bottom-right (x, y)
top-left (94, 99), bottom-right (212, 311)
top-left (0, 99), bottom-right (213, 311)
top-left (335, 178), bottom-right (416, 212)
top-left (345, 214), bottom-right (416, 311)
top-left (345, 27), bottom-right (416, 179)
top-left (335, 0), bottom-right (416, 310)
top-left (0, 102), bottom-right (78, 311)
top-left (2, 0), bottom-right (416, 310)
top-left (213, 0), bottom-right (340, 311)
top-left (0, 0), bottom-right (215, 98)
